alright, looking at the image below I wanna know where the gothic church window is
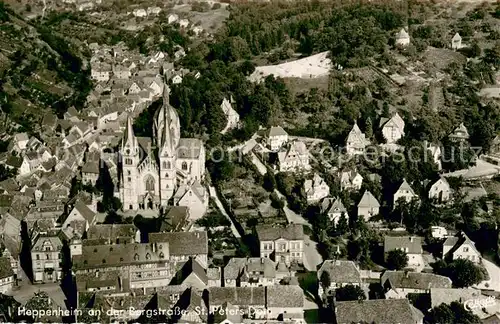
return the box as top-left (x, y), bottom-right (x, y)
top-left (182, 162), bottom-right (188, 170)
top-left (145, 176), bottom-right (155, 191)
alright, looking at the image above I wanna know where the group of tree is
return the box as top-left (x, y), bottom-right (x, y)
top-left (432, 259), bottom-right (486, 288)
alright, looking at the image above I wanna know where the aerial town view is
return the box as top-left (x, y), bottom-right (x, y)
top-left (0, 0), bottom-right (499, 322)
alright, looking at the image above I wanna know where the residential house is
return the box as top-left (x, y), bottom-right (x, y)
top-left (220, 97), bottom-right (240, 135)
top-left (179, 19), bottom-right (189, 28)
top-left (167, 13), bottom-right (179, 24)
top-left (61, 200), bottom-right (97, 240)
top-left (381, 271), bottom-right (452, 299)
top-left (384, 236), bottom-right (424, 269)
top-left (266, 285), bottom-right (304, 322)
top-left (256, 224), bottom-right (304, 265)
top-left (449, 123), bottom-right (470, 142)
top-left (304, 173), bottom-right (330, 203)
top-left (172, 288), bottom-right (208, 323)
top-left (81, 159), bottom-right (100, 186)
top-left (113, 65), bottom-right (131, 79)
top-left (192, 26), bottom-right (203, 36)
top-left (268, 126), bottom-right (288, 151)
top-left (170, 258), bottom-right (208, 290)
top-left (207, 267), bottom-right (221, 287)
top-left (346, 123), bottom-right (370, 155)
top-left (223, 257), bottom-right (277, 287)
top-left (340, 170), bottom-right (363, 191)
top-left (394, 179), bottom-right (419, 206)
top-left (380, 112), bottom-right (405, 144)
top-left (147, 7), bottom-right (161, 16)
top-left (317, 260), bottom-right (362, 297)
top-left (73, 240), bottom-right (175, 290)
top-left (452, 33), bottom-right (463, 50)
top-left (85, 223), bottom-right (139, 246)
top-left (13, 133), bottom-right (29, 152)
top-left (91, 63), bottom-right (111, 82)
top-left (173, 181), bottom-right (208, 221)
top-left (0, 257), bottom-right (14, 294)
top-left (321, 197), bottom-right (347, 224)
top-left (428, 177), bottom-right (452, 203)
top-left (357, 190), bottom-right (380, 220)
top-left (443, 232), bottom-right (481, 264)
top-left (148, 231), bottom-right (209, 268)
top-left (159, 206), bottom-right (190, 232)
top-left (334, 299), bottom-right (424, 324)
top-left (431, 226), bottom-right (448, 239)
top-left (31, 232), bottom-right (64, 283)
top-left (430, 288), bottom-right (484, 309)
top-left (395, 28), bottom-right (410, 46)
top-left (207, 287), bottom-right (266, 320)
top-left (277, 140), bottom-right (310, 172)
top-left (133, 8), bottom-right (147, 17)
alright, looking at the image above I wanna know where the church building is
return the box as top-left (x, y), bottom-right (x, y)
top-left (119, 87), bottom-right (206, 211)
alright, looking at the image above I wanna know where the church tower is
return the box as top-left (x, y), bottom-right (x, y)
top-left (121, 116), bottom-right (140, 210)
top-left (159, 87), bottom-right (176, 205)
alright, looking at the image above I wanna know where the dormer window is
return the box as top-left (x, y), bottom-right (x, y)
top-left (102, 259), bottom-right (106, 264)
top-left (120, 257), bottom-right (124, 262)
top-left (134, 254), bottom-right (139, 261)
top-left (159, 252), bottom-right (164, 259)
top-left (146, 253), bottom-right (151, 260)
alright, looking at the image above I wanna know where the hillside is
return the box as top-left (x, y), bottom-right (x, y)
top-left (0, 2), bottom-right (91, 135)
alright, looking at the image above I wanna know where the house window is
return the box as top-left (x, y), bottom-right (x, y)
top-left (46, 254), bottom-right (49, 260)
top-left (463, 247), bottom-right (469, 252)
top-left (36, 254), bottom-right (40, 260)
top-left (181, 162), bottom-right (188, 170)
top-left (129, 205), bottom-right (133, 210)
top-left (127, 170), bottom-right (131, 176)
top-left (125, 158), bottom-right (132, 165)
top-left (127, 177), bottom-right (131, 182)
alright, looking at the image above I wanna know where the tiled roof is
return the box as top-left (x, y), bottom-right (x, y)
top-left (382, 271), bottom-right (452, 290)
top-left (256, 224), bottom-right (304, 241)
top-left (335, 299), bottom-right (424, 324)
top-left (384, 236), bottom-right (423, 254)
top-left (208, 287), bottom-right (265, 306)
top-left (266, 285), bottom-right (303, 308)
top-left (318, 260), bottom-right (361, 284)
top-left (149, 231), bottom-right (208, 256)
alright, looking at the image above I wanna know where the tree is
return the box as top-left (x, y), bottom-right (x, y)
top-left (386, 249), bottom-right (408, 270)
top-left (319, 270), bottom-right (331, 291)
top-left (335, 284), bottom-right (366, 301)
top-left (262, 171), bottom-right (276, 192)
top-left (426, 301), bottom-right (481, 324)
top-left (336, 213), bottom-right (349, 235)
top-left (433, 259), bottom-right (485, 288)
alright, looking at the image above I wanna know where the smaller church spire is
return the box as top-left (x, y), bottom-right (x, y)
top-left (123, 114), bottom-right (137, 150)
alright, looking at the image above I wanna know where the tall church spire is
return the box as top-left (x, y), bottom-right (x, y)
top-left (160, 91), bottom-right (174, 157)
top-left (123, 114), bottom-right (137, 150)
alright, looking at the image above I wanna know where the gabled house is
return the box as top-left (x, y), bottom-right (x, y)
top-left (31, 232), bottom-right (64, 283)
top-left (277, 140), bottom-right (310, 172)
top-left (443, 232), bottom-right (481, 264)
top-left (61, 200), bottom-right (97, 240)
top-left (268, 126), bottom-right (288, 151)
top-left (149, 231), bottom-right (209, 268)
top-left (256, 224), bottom-right (304, 265)
top-left (384, 236), bottom-right (424, 269)
top-left (321, 197), bottom-right (347, 224)
top-left (170, 258), bottom-right (208, 290)
top-left (394, 179), bottom-right (419, 206)
top-left (340, 170), bottom-right (363, 191)
top-left (346, 123), bottom-right (370, 155)
top-left (428, 177), bottom-right (452, 203)
top-left (317, 260), bottom-right (362, 298)
top-left (451, 32), bottom-right (462, 50)
top-left (207, 287), bottom-right (266, 320)
top-left (357, 190), bottom-right (380, 220)
top-left (12, 133), bottom-right (29, 152)
top-left (304, 173), bottom-right (330, 203)
top-left (381, 271), bottom-right (452, 299)
top-left (380, 112), bottom-right (405, 144)
top-left (449, 123), bottom-right (470, 142)
top-left (335, 299), bottom-right (424, 324)
top-left (173, 181), bottom-right (208, 222)
top-left (220, 97), bottom-right (240, 135)
top-left (0, 257), bottom-right (14, 294)
top-left (266, 285), bottom-right (304, 322)
top-left (395, 28), bottom-right (410, 47)
top-left (223, 257), bottom-right (277, 287)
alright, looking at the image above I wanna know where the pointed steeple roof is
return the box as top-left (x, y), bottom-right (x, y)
top-left (122, 114), bottom-right (137, 150)
top-left (160, 90), bottom-right (174, 157)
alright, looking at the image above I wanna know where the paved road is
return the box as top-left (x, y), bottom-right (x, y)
top-left (474, 259), bottom-right (500, 291)
top-left (273, 189), bottom-right (310, 226)
top-left (303, 235), bottom-right (323, 271)
top-left (209, 186), bottom-right (241, 239)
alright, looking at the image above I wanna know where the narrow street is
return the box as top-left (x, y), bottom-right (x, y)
top-left (303, 235), bottom-right (323, 271)
top-left (209, 186), bottom-right (241, 239)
